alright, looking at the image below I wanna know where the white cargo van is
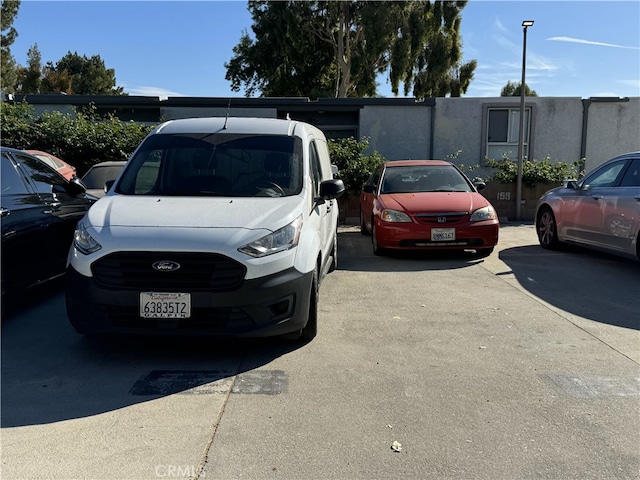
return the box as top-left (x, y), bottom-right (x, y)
top-left (66, 117), bottom-right (345, 341)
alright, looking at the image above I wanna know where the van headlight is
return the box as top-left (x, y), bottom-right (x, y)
top-left (470, 206), bottom-right (497, 222)
top-left (74, 220), bottom-right (102, 255)
top-left (238, 216), bottom-right (302, 258)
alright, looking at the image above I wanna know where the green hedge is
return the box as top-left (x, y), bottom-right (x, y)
top-left (328, 137), bottom-right (385, 193)
top-left (484, 154), bottom-right (584, 188)
top-left (0, 101), bottom-right (154, 176)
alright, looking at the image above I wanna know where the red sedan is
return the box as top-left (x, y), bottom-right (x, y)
top-left (360, 160), bottom-right (499, 257)
top-left (25, 150), bottom-right (77, 180)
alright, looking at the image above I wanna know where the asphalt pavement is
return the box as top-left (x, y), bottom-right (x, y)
top-left (1, 222), bottom-right (639, 480)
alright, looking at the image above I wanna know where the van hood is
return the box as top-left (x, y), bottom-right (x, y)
top-left (86, 195), bottom-right (304, 231)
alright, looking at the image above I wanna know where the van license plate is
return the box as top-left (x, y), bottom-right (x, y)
top-left (431, 228), bottom-right (455, 241)
top-left (140, 292), bottom-right (191, 318)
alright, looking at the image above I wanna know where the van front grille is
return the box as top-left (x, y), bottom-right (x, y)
top-left (92, 252), bottom-right (246, 291)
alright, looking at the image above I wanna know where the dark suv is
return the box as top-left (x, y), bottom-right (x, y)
top-left (1, 147), bottom-right (96, 299)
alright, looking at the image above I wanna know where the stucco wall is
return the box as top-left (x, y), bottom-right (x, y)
top-left (433, 98), bottom-right (485, 166)
top-left (359, 105), bottom-right (431, 160)
top-left (583, 98), bottom-right (640, 172)
top-left (430, 97), bottom-right (585, 168)
top-left (524, 97), bottom-right (584, 164)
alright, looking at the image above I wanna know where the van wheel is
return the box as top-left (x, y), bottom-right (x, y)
top-left (300, 268), bottom-right (318, 341)
top-left (328, 229), bottom-right (337, 273)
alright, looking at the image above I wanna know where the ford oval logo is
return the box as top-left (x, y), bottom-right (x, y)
top-left (152, 260), bottom-right (181, 272)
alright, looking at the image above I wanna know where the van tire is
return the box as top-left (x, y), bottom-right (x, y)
top-left (300, 268), bottom-right (318, 341)
top-left (328, 229), bottom-right (337, 273)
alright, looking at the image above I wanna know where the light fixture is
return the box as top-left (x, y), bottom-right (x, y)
top-left (516, 20), bottom-right (534, 220)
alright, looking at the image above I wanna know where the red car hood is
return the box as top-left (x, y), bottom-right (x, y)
top-left (381, 192), bottom-right (490, 214)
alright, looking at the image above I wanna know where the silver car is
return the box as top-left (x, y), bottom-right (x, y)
top-left (536, 152), bottom-right (640, 261)
top-left (80, 161), bottom-right (126, 198)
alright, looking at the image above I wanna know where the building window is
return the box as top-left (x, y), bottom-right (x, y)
top-left (485, 107), bottom-right (531, 161)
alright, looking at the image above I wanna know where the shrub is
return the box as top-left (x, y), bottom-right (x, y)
top-left (0, 101), bottom-right (154, 175)
top-left (484, 154), bottom-right (584, 188)
top-left (328, 137), bottom-right (385, 193)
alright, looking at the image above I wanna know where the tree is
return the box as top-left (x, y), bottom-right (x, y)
top-left (40, 63), bottom-right (73, 94)
top-left (42, 51), bottom-right (125, 95)
top-left (226, 2), bottom-right (336, 97)
top-left (15, 43), bottom-right (41, 93)
top-left (390, 1), bottom-right (476, 98)
top-left (1, 0), bottom-right (20, 94)
top-left (226, 0), bottom-right (476, 99)
top-left (500, 80), bottom-right (537, 97)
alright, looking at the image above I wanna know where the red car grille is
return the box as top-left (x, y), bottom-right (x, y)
top-left (413, 213), bottom-right (468, 225)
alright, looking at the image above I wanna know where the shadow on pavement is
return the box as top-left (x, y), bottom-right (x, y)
top-left (337, 230), bottom-right (490, 272)
top-left (1, 281), bottom-right (304, 428)
top-left (498, 244), bottom-right (640, 331)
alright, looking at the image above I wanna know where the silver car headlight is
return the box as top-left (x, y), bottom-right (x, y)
top-left (470, 206), bottom-right (498, 222)
top-left (381, 209), bottom-right (411, 223)
top-left (238, 215), bottom-right (302, 258)
top-left (74, 220), bottom-right (102, 255)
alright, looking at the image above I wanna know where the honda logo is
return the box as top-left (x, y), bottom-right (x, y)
top-left (438, 217), bottom-right (447, 223)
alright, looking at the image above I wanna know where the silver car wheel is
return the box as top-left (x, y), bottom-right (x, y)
top-left (537, 208), bottom-right (559, 249)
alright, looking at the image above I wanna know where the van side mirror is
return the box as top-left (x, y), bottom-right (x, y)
top-left (315, 179), bottom-right (345, 205)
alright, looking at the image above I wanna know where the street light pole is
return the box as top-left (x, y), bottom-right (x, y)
top-left (516, 20), bottom-right (534, 221)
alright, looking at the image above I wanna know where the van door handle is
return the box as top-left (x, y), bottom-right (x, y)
top-left (591, 195), bottom-right (604, 200)
top-left (0, 207), bottom-right (10, 218)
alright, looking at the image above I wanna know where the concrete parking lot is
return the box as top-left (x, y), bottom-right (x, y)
top-left (2, 223), bottom-right (639, 479)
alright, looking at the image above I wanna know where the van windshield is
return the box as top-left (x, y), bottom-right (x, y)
top-left (116, 133), bottom-right (303, 197)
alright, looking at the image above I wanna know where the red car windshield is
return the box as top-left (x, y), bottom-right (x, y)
top-left (381, 166), bottom-right (472, 194)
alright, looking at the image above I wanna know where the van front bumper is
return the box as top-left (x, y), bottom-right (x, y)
top-left (65, 265), bottom-right (313, 338)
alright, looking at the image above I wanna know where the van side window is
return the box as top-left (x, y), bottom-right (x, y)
top-left (310, 141), bottom-right (322, 198)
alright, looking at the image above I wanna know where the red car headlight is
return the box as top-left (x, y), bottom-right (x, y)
top-left (381, 209), bottom-right (411, 223)
top-left (470, 206), bottom-right (497, 222)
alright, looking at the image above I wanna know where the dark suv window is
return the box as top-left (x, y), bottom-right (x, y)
top-left (15, 153), bottom-right (67, 194)
top-left (1, 153), bottom-right (30, 195)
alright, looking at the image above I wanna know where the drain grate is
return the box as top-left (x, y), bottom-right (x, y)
top-left (546, 374), bottom-right (640, 398)
top-left (130, 370), bottom-right (233, 395)
top-left (130, 369), bottom-right (288, 395)
top-left (232, 370), bottom-right (288, 395)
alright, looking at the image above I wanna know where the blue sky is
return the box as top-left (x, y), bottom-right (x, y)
top-left (10, 0), bottom-right (640, 99)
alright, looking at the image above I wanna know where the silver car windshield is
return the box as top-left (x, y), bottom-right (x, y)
top-left (116, 133), bottom-right (303, 197)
